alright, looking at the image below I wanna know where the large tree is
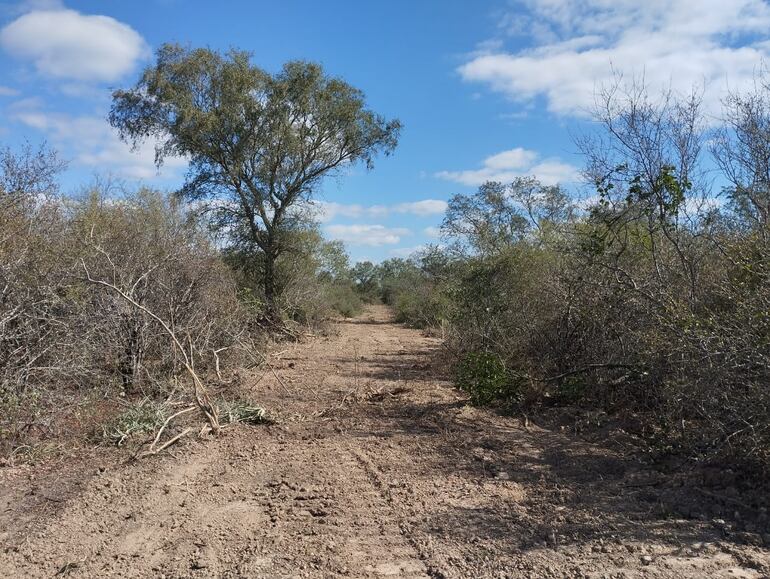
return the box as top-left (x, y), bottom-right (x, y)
top-left (110, 44), bottom-right (400, 318)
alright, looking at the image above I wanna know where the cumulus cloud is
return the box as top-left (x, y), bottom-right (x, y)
top-left (436, 147), bottom-right (579, 186)
top-left (460, 0), bottom-right (770, 116)
top-left (388, 245), bottom-right (428, 258)
top-left (325, 224), bottom-right (411, 246)
top-left (11, 102), bottom-right (186, 180)
top-left (314, 199), bottom-right (447, 223)
top-left (395, 199), bottom-right (448, 216)
top-left (1, 7), bottom-right (148, 82)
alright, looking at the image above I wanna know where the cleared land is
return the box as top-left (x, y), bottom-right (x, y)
top-left (1, 306), bottom-right (768, 578)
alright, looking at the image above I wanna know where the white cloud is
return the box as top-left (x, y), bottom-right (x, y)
top-left (394, 199), bottom-right (447, 216)
top-left (315, 202), bottom-right (386, 222)
top-left (1, 8), bottom-right (148, 82)
top-left (436, 147), bottom-right (579, 186)
top-left (0, 86), bottom-right (19, 96)
top-left (12, 102), bottom-right (186, 180)
top-left (460, 0), bottom-right (770, 116)
top-left (423, 226), bottom-right (441, 238)
top-left (314, 199), bottom-right (447, 223)
top-left (575, 193), bottom-right (602, 211)
top-left (389, 245), bottom-right (427, 258)
top-left (325, 224), bottom-right (411, 246)
top-left (484, 148), bottom-right (538, 170)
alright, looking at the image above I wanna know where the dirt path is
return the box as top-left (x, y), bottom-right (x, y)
top-left (1, 305), bottom-right (769, 578)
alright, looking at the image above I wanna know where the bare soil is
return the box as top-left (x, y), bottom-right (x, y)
top-left (1, 305), bottom-right (769, 578)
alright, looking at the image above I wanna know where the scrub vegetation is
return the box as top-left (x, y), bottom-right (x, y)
top-left (362, 78), bottom-right (770, 478)
top-left (2, 44), bottom-right (770, 578)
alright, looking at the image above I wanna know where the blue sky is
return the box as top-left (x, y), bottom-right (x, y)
top-left (2, 0), bottom-right (770, 262)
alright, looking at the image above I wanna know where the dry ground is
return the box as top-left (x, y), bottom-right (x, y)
top-left (1, 305), bottom-right (769, 578)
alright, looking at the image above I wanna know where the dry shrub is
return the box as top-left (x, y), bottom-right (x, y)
top-left (385, 79), bottom-right (770, 478)
top-left (0, 169), bottom-right (256, 456)
top-left (71, 187), bottom-right (250, 393)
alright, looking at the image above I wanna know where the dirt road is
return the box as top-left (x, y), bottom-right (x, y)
top-left (1, 305), bottom-right (769, 578)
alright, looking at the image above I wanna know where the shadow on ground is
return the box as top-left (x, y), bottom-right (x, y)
top-left (338, 314), bottom-right (769, 566)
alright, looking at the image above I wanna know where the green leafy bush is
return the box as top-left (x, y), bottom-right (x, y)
top-left (556, 376), bottom-right (588, 404)
top-left (393, 288), bottom-right (444, 329)
top-left (324, 283), bottom-right (363, 318)
top-left (455, 352), bottom-right (520, 406)
top-left (103, 399), bottom-right (167, 446)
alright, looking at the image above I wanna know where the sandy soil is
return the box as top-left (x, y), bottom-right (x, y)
top-left (1, 305), bottom-right (768, 578)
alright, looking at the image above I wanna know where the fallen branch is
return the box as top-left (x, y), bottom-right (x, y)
top-left (82, 259), bottom-right (220, 433)
top-left (542, 363), bottom-right (641, 383)
top-left (140, 427), bottom-right (192, 457)
top-left (148, 406), bottom-right (195, 453)
top-left (212, 347), bottom-right (229, 382)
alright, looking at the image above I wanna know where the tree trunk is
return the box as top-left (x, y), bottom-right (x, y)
top-left (119, 314), bottom-right (145, 392)
top-left (263, 245), bottom-right (279, 322)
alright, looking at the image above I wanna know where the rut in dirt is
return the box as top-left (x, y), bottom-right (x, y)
top-left (1, 305), bottom-right (769, 578)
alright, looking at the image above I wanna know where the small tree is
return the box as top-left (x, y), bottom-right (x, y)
top-left (712, 73), bottom-right (770, 235)
top-left (441, 178), bottom-right (569, 257)
top-left (110, 44), bottom-right (400, 318)
top-left (351, 261), bottom-right (379, 299)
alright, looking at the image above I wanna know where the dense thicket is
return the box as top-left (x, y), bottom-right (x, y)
top-left (0, 144), bottom-right (361, 455)
top-left (370, 80), bottom-right (770, 475)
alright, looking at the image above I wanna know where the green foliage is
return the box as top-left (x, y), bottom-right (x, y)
top-left (103, 399), bottom-right (167, 446)
top-left (376, 258), bottom-right (421, 305)
top-left (218, 399), bottom-right (271, 425)
top-left (595, 164), bottom-right (689, 223)
top-left (555, 376), bottom-right (588, 404)
top-left (390, 158), bottom-right (770, 476)
top-left (324, 283), bottom-right (363, 318)
top-left (393, 287), bottom-right (442, 328)
top-left (443, 181), bottom-right (529, 256)
top-left (388, 254), bottom-right (450, 329)
top-left (110, 44), bottom-right (400, 315)
top-left (226, 225), bottom-right (361, 324)
top-left (455, 352), bottom-right (520, 406)
top-left (442, 178), bottom-right (573, 257)
top-left (348, 252), bottom-right (451, 329)
top-left (631, 164), bottom-right (689, 218)
top-left (351, 261), bottom-right (380, 302)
